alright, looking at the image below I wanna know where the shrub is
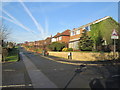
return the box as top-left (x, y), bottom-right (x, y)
top-left (62, 48), bottom-right (68, 52)
top-left (67, 48), bottom-right (73, 51)
top-left (2, 48), bottom-right (8, 61)
top-left (7, 42), bottom-right (14, 49)
top-left (78, 31), bottom-right (93, 51)
top-left (48, 42), bottom-right (66, 51)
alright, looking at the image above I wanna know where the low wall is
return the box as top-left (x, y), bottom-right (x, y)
top-left (48, 51), bottom-right (120, 61)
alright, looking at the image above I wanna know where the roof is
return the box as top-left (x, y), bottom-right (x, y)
top-left (53, 29), bottom-right (70, 38)
top-left (53, 33), bottom-right (61, 38)
top-left (45, 37), bottom-right (51, 39)
top-left (80, 16), bottom-right (110, 29)
top-left (61, 29), bottom-right (70, 36)
top-left (72, 16), bottom-right (111, 31)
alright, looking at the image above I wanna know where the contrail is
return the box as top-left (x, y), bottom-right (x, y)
top-left (0, 16), bottom-right (40, 38)
top-left (0, 8), bottom-right (37, 35)
top-left (19, 0), bottom-right (45, 39)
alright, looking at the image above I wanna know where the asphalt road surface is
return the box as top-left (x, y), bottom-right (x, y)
top-left (2, 47), bottom-right (120, 89)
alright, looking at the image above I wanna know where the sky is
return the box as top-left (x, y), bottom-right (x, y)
top-left (1, 1), bottom-right (118, 43)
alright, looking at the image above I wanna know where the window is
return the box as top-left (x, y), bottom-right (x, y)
top-left (85, 26), bottom-right (91, 31)
top-left (57, 38), bottom-right (59, 41)
top-left (71, 31), bottom-right (74, 36)
top-left (59, 36), bottom-right (62, 40)
top-left (76, 30), bottom-right (80, 34)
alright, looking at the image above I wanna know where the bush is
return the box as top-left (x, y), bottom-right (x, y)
top-left (78, 31), bottom-right (93, 51)
top-left (62, 48), bottom-right (73, 52)
top-left (62, 48), bottom-right (68, 52)
top-left (7, 42), bottom-right (15, 49)
top-left (5, 48), bottom-right (19, 62)
top-left (2, 48), bottom-right (8, 61)
top-left (67, 48), bottom-right (73, 51)
top-left (48, 42), bottom-right (66, 51)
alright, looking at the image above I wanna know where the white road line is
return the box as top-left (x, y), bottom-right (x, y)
top-left (3, 69), bottom-right (16, 72)
top-left (20, 52), bottom-right (58, 88)
top-left (0, 84), bottom-right (32, 87)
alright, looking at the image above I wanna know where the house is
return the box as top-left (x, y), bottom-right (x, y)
top-left (36, 40), bottom-right (45, 49)
top-left (51, 29), bottom-right (70, 44)
top-left (51, 33), bottom-right (61, 42)
top-left (44, 37), bottom-right (52, 46)
top-left (25, 41), bottom-right (34, 46)
top-left (69, 16), bottom-right (111, 50)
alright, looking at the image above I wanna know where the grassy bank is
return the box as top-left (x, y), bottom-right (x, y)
top-left (5, 48), bottom-right (19, 62)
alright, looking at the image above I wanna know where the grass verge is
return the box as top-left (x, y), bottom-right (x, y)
top-left (5, 48), bottom-right (19, 62)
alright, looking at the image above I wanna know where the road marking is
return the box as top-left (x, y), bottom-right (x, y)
top-left (20, 52), bottom-right (58, 88)
top-left (0, 84), bottom-right (32, 87)
top-left (3, 69), bottom-right (16, 72)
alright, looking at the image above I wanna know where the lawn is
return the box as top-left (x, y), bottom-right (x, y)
top-left (5, 48), bottom-right (19, 62)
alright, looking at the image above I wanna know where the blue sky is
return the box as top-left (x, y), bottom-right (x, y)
top-left (1, 2), bottom-right (118, 43)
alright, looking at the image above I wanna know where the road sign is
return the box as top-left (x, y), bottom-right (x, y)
top-left (111, 29), bottom-right (119, 39)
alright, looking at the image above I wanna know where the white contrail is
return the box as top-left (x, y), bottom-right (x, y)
top-left (0, 16), bottom-right (40, 38)
top-left (0, 8), bottom-right (37, 34)
top-left (19, 0), bottom-right (45, 39)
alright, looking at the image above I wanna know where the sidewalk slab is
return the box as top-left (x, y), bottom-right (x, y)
top-left (20, 52), bottom-right (58, 88)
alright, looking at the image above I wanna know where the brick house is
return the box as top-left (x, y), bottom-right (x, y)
top-left (51, 33), bottom-right (61, 42)
top-left (44, 37), bottom-right (52, 46)
top-left (36, 40), bottom-right (45, 49)
top-left (69, 16), bottom-right (111, 50)
top-left (51, 29), bottom-right (70, 44)
top-left (25, 41), bottom-right (34, 46)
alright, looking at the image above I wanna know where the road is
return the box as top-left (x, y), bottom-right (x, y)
top-left (2, 47), bottom-right (120, 89)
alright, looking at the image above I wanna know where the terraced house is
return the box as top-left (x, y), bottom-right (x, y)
top-left (69, 16), bottom-right (119, 50)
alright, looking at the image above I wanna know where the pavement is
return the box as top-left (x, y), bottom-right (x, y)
top-left (2, 54), bottom-right (33, 89)
top-left (20, 52), bottom-right (58, 88)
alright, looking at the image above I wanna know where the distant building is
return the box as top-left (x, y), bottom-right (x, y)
top-left (44, 37), bottom-right (52, 46)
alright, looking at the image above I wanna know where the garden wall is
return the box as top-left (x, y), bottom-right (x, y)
top-left (48, 51), bottom-right (120, 61)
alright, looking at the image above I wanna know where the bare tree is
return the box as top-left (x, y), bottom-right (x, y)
top-left (0, 24), bottom-right (10, 41)
top-left (0, 22), bottom-right (11, 62)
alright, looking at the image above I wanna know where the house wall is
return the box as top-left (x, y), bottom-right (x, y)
top-left (70, 34), bottom-right (81, 40)
top-left (51, 38), bottom-right (56, 42)
top-left (69, 41), bottom-right (79, 50)
top-left (69, 28), bottom-right (85, 50)
top-left (61, 36), bottom-right (70, 43)
top-left (44, 38), bottom-right (51, 45)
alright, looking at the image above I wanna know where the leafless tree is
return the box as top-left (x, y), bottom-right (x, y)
top-left (0, 22), bottom-right (11, 58)
top-left (0, 23), bottom-right (10, 41)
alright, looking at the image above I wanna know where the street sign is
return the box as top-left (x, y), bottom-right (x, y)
top-left (111, 29), bottom-right (119, 58)
top-left (111, 29), bottom-right (119, 39)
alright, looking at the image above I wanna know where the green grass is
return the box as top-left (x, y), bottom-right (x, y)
top-left (5, 48), bottom-right (19, 62)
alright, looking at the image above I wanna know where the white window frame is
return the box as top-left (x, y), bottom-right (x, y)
top-left (76, 30), bottom-right (80, 35)
top-left (59, 36), bottom-right (62, 40)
